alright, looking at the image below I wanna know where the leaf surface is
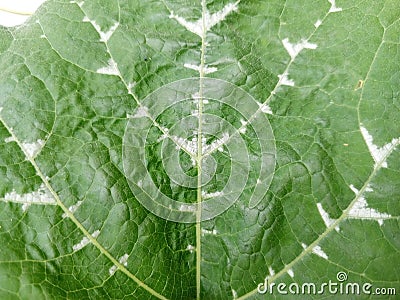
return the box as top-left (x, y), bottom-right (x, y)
top-left (0, 0), bottom-right (399, 299)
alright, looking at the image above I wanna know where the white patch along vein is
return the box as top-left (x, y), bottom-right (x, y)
top-left (4, 136), bottom-right (15, 143)
top-left (171, 132), bottom-right (229, 156)
top-left (129, 106), bottom-right (149, 119)
top-left (312, 245), bottom-right (328, 259)
top-left (282, 38), bottom-right (318, 60)
top-left (187, 244), bottom-right (196, 253)
top-left (328, 0), bottom-right (342, 13)
top-left (109, 253), bottom-right (129, 275)
top-left (268, 266), bottom-right (275, 276)
top-left (360, 126), bottom-right (400, 169)
top-left (62, 200), bottom-right (83, 218)
top-left (287, 269), bottom-right (294, 278)
top-left (170, 1), bottom-right (239, 73)
top-left (3, 183), bottom-right (56, 211)
top-left (72, 230), bottom-right (100, 252)
top-left (201, 228), bottom-right (218, 235)
top-left (179, 203), bottom-right (196, 212)
top-left (314, 19), bottom-right (322, 28)
top-left (201, 191), bottom-right (223, 199)
top-left (203, 132), bottom-right (229, 154)
top-left (277, 71), bottom-right (295, 87)
top-left (348, 184), bottom-right (391, 225)
top-left (22, 139), bottom-right (45, 159)
top-left (97, 58), bottom-right (119, 76)
top-left (184, 63), bottom-right (218, 74)
top-left (169, 1), bottom-right (239, 37)
top-left (257, 102), bottom-right (273, 115)
top-left (171, 135), bottom-right (197, 154)
top-left (82, 14), bottom-right (119, 43)
top-left (317, 203), bottom-right (340, 232)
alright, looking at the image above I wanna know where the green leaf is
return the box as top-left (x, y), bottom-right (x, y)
top-left (0, 0), bottom-right (399, 299)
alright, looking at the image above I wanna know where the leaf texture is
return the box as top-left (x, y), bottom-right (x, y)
top-left (0, 0), bottom-right (399, 299)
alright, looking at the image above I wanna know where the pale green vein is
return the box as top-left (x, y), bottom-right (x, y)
top-left (1, 0), bottom-right (170, 298)
top-left (237, 128), bottom-right (399, 299)
top-left (205, 4), bottom-right (331, 158)
top-left (238, 9), bottom-right (396, 298)
top-left (0, 113), bottom-right (167, 300)
top-left (196, 0), bottom-right (208, 298)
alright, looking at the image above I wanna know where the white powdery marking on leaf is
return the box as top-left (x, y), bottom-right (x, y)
top-left (173, 133), bottom-right (229, 155)
top-left (179, 204), bottom-right (196, 212)
top-left (127, 82), bottom-right (136, 94)
top-left (157, 133), bottom-right (168, 143)
top-left (316, 203), bottom-right (340, 232)
top-left (257, 102), bottom-right (273, 115)
top-left (186, 244), bottom-right (195, 253)
top-left (100, 22), bottom-right (119, 42)
top-left (268, 266), bottom-right (275, 276)
top-left (169, 12), bottom-right (202, 36)
top-left (301, 242), bottom-right (307, 249)
top-left (277, 71), bottom-right (295, 87)
top-left (97, 59), bottom-right (119, 76)
top-left (239, 119), bottom-right (248, 134)
top-left (328, 0), bottom-right (342, 13)
top-left (171, 135), bottom-right (197, 154)
top-left (287, 269), bottom-right (294, 278)
top-left (3, 183), bottom-right (56, 211)
top-left (282, 38), bottom-right (318, 60)
top-left (109, 265), bottom-right (117, 276)
top-left (201, 191), bottom-right (223, 199)
top-left (22, 139), bottom-right (45, 159)
top-left (312, 245), bottom-right (328, 259)
top-left (232, 289), bottom-right (238, 299)
top-left (109, 254), bottom-right (129, 275)
top-left (169, 1), bottom-right (239, 37)
top-left (130, 106), bottom-right (149, 119)
top-left (360, 126), bottom-right (400, 169)
top-left (314, 19), bottom-right (322, 28)
top-left (119, 253), bottom-right (129, 266)
top-left (348, 184), bottom-right (391, 226)
top-left (184, 63), bottom-right (217, 74)
top-left (62, 200), bottom-right (83, 218)
top-left (203, 132), bottom-right (229, 154)
top-left (86, 18), bottom-right (119, 43)
top-left (72, 230), bottom-right (100, 252)
top-left (4, 136), bottom-right (15, 143)
top-left (192, 92), bottom-right (201, 100)
top-left (201, 228), bottom-right (218, 235)
top-left (206, 2), bottom-right (239, 30)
